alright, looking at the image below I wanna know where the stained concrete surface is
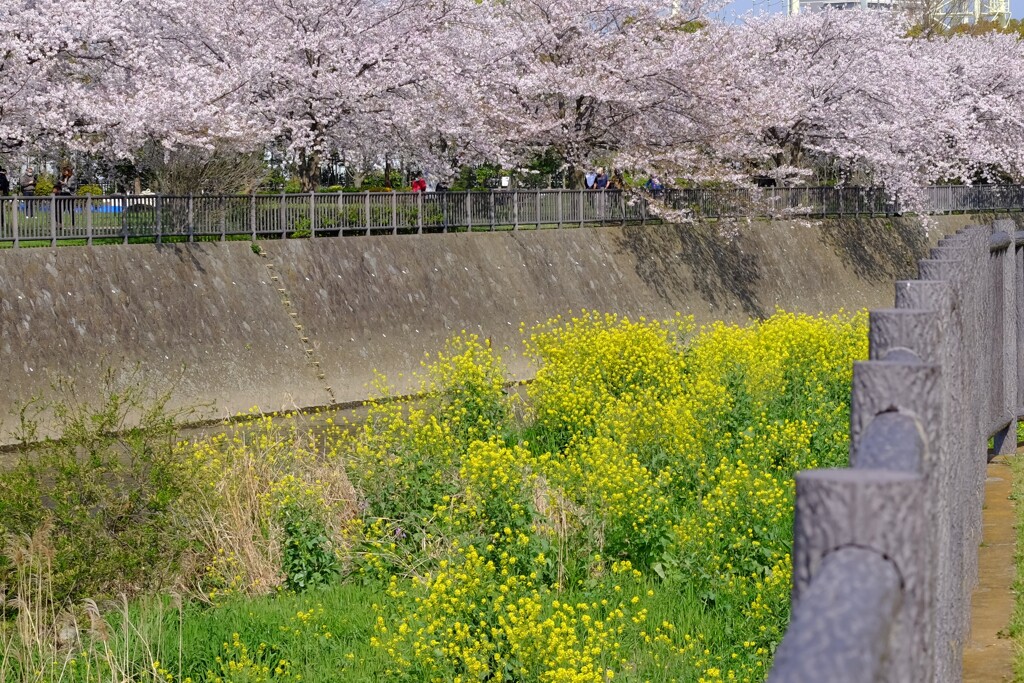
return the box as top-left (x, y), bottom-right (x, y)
top-left (0, 242), bottom-right (329, 438)
top-left (0, 213), bottom-right (1017, 439)
top-left (268, 216), bottom-right (1003, 405)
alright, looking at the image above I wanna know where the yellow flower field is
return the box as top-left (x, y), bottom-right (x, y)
top-left (348, 309), bottom-right (867, 682)
top-left (0, 309), bottom-right (866, 683)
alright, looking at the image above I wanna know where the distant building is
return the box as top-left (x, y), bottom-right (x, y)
top-left (787, 0), bottom-right (1008, 27)
top-left (934, 0), bottom-right (1010, 25)
top-left (789, 0), bottom-right (896, 12)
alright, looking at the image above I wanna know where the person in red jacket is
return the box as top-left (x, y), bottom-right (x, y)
top-left (411, 176), bottom-right (427, 192)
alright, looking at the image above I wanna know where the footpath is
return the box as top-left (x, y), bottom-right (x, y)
top-left (962, 453), bottom-right (1017, 682)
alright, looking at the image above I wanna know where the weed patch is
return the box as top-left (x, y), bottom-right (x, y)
top-left (0, 311), bottom-right (867, 682)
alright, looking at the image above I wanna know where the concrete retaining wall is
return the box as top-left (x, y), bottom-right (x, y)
top-left (0, 243), bottom-right (329, 437)
top-left (0, 214), bottom-right (1015, 438)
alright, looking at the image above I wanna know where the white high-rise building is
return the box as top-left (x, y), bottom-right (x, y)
top-left (786, 0), bottom-right (1009, 25)
top-left (789, 0), bottom-right (897, 12)
top-left (934, 0), bottom-right (1010, 24)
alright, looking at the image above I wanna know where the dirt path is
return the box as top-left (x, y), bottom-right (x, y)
top-left (962, 454), bottom-right (1016, 683)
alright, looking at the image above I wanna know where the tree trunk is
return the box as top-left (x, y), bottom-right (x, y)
top-left (383, 157), bottom-right (393, 190)
top-left (565, 165), bottom-right (585, 189)
top-left (297, 151), bottom-right (321, 192)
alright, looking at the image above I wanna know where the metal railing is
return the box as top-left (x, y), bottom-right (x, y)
top-left (0, 190), bottom-right (647, 246)
top-left (768, 221), bottom-right (1020, 682)
top-left (0, 185), bottom-right (1022, 248)
top-left (663, 184), bottom-right (1024, 218)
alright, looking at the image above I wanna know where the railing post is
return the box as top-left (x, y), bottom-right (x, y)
top-left (188, 194), bottom-right (195, 243)
top-left (84, 195), bottom-right (92, 245)
top-left (50, 195), bottom-right (57, 246)
top-left (915, 228), bottom-right (988, 675)
top-left (250, 193), bottom-right (257, 241)
top-left (556, 189), bottom-right (563, 229)
top-left (771, 468), bottom-right (925, 682)
top-left (391, 191), bottom-right (398, 236)
top-left (513, 190), bottom-right (519, 230)
top-left (992, 220), bottom-right (1017, 455)
top-left (939, 228), bottom-right (989, 551)
top-left (850, 351), bottom-right (941, 681)
top-left (280, 191), bottom-right (288, 239)
top-left (536, 190), bottom-right (541, 230)
top-left (220, 196), bottom-right (227, 242)
top-left (489, 190), bottom-right (496, 231)
top-left (121, 196), bottom-right (129, 245)
top-left (155, 195), bottom-right (163, 244)
top-left (1017, 231), bottom-right (1024, 421)
top-left (466, 191), bottom-right (472, 233)
top-left (342, 189), bottom-right (350, 235)
top-left (12, 197), bottom-right (18, 248)
top-left (310, 191), bottom-right (316, 237)
top-left (364, 190), bottom-right (371, 236)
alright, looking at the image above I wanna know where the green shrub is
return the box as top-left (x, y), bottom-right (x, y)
top-left (75, 184), bottom-right (104, 196)
top-left (290, 217), bottom-right (312, 237)
top-left (283, 178), bottom-right (303, 194)
top-left (0, 378), bottom-right (192, 604)
top-left (34, 174), bottom-right (54, 196)
top-left (343, 186), bottom-right (391, 193)
top-left (279, 504), bottom-right (339, 592)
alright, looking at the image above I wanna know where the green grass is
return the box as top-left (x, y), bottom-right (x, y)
top-left (1011, 455), bottom-right (1024, 680)
top-left (0, 570), bottom-right (746, 683)
top-left (149, 584), bottom-right (388, 683)
top-left (0, 313), bottom-right (862, 682)
top-left (0, 583), bottom-right (390, 683)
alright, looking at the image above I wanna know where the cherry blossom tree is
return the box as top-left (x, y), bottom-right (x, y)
top-left (451, 0), bottom-right (713, 186)
top-left (936, 31), bottom-right (1024, 183)
top-left (0, 0), bottom-right (128, 155)
top-left (5, 0), bottom-right (1024, 198)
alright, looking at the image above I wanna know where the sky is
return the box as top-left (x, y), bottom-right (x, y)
top-left (717, 0), bottom-right (1022, 21)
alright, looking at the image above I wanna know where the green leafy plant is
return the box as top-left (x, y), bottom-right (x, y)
top-left (290, 217), bottom-right (312, 238)
top-left (34, 174), bottom-right (55, 196)
top-left (279, 504), bottom-right (339, 592)
top-left (75, 184), bottom-right (104, 196)
top-left (0, 376), bottom-right (193, 605)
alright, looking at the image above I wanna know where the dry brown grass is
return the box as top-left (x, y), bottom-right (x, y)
top-left (0, 529), bottom-right (172, 683)
top-left (178, 415), bottom-right (360, 601)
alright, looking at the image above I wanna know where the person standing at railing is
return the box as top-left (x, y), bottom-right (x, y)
top-left (19, 167), bottom-right (36, 218)
top-left (644, 176), bottom-right (663, 199)
top-left (593, 168), bottom-right (608, 220)
top-left (0, 167), bottom-right (8, 231)
top-left (53, 182), bottom-right (75, 232)
top-left (59, 166), bottom-right (76, 196)
top-left (58, 167), bottom-right (76, 230)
